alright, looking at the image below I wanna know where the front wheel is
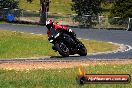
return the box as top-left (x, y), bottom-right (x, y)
top-left (78, 44), bottom-right (87, 56)
top-left (54, 42), bottom-right (69, 57)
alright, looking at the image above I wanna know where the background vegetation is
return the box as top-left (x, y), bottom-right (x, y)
top-left (110, 0), bottom-right (132, 18)
top-left (0, 0), bottom-right (19, 9)
top-left (1, 0), bottom-right (132, 18)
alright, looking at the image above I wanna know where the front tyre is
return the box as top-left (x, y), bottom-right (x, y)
top-left (54, 42), bottom-right (69, 57)
top-left (78, 45), bottom-right (87, 56)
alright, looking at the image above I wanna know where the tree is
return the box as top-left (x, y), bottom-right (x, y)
top-left (72, 0), bottom-right (102, 27)
top-left (110, 0), bottom-right (132, 18)
top-left (26, 0), bottom-right (49, 25)
top-left (40, 0), bottom-right (50, 25)
top-left (0, 0), bottom-right (19, 9)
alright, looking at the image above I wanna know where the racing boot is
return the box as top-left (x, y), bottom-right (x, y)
top-left (52, 46), bottom-right (57, 52)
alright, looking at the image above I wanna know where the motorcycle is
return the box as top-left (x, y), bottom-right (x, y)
top-left (48, 26), bottom-right (87, 57)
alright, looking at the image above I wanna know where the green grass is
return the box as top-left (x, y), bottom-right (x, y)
top-left (81, 39), bottom-right (118, 53)
top-left (0, 30), bottom-right (118, 59)
top-left (18, 0), bottom-right (75, 14)
top-left (0, 64), bottom-right (132, 88)
top-left (18, 0), bottom-right (113, 16)
top-left (0, 21), bottom-right (9, 24)
top-left (0, 30), bottom-right (57, 58)
top-left (18, 0), bottom-right (40, 11)
top-left (49, 0), bottom-right (75, 14)
top-left (0, 21), bottom-right (42, 27)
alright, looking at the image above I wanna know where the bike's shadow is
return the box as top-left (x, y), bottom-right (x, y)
top-left (50, 55), bottom-right (86, 60)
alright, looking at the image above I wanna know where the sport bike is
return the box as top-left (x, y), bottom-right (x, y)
top-left (47, 27), bottom-right (87, 57)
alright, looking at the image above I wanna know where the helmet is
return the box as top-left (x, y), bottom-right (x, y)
top-left (46, 20), bottom-right (53, 29)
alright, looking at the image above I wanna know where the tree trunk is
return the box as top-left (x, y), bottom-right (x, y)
top-left (40, 0), bottom-right (47, 25)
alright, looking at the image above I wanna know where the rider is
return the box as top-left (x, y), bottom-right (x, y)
top-left (46, 20), bottom-right (76, 42)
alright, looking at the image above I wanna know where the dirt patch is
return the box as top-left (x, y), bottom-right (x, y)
top-left (0, 59), bottom-right (132, 70)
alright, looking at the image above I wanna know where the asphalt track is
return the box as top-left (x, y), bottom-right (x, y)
top-left (0, 23), bottom-right (132, 61)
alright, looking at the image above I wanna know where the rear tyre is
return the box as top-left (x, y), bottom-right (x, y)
top-left (54, 42), bottom-right (69, 57)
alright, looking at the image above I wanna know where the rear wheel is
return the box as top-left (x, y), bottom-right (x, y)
top-left (54, 42), bottom-right (69, 57)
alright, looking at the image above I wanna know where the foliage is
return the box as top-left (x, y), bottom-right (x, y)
top-left (72, 0), bottom-right (102, 16)
top-left (110, 0), bottom-right (132, 18)
top-left (108, 17), bottom-right (128, 25)
top-left (72, 0), bottom-right (102, 27)
top-left (0, 0), bottom-right (19, 9)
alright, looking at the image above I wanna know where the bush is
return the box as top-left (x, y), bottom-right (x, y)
top-left (72, 0), bottom-right (101, 27)
top-left (0, 0), bottom-right (19, 10)
top-left (110, 0), bottom-right (132, 18)
top-left (108, 17), bottom-right (128, 25)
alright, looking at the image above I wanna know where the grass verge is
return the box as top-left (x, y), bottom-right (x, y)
top-left (0, 64), bottom-right (131, 88)
top-left (18, 0), bottom-right (40, 11)
top-left (19, 0), bottom-right (74, 14)
top-left (0, 30), bottom-right (118, 59)
top-left (0, 21), bottom-right (9, 24)
top-left (18, 0), bottom-right (112, 16)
